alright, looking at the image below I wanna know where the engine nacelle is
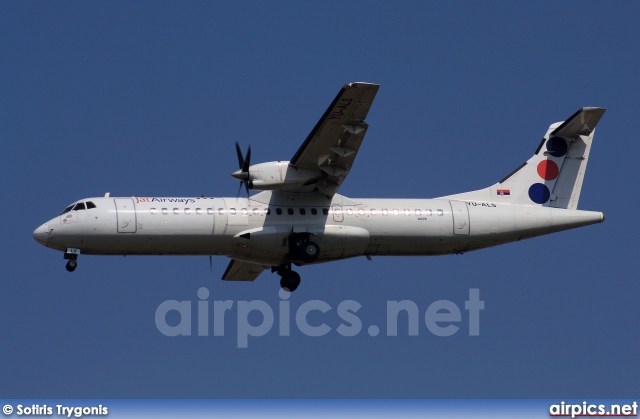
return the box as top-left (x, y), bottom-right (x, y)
top-left (246, 161), bottom-right (322, 191)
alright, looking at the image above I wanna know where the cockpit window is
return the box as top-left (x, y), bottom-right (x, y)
top-left (86, 201), bottom-right (96, 209)
top-left (61, 205), bottom-right (74, 215)
top-left (73, 202), bottom-right (86, 211)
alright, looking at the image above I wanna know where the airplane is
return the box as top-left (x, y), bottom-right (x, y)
top-left (33, 82), bottom-right (606, 292)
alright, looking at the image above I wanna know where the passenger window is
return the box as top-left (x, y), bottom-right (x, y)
top-left (358, 209), bottom-right (365, 215)
top-left (86, 201), bottom-right (96, 209)
top-left (300, 208), bottom-right (306, 215)
top-left (382, 209), bottom-right (388, 215)
top-left (322, 208), bottom-right (329, 215)
top-left (311, 208), bottom-right (317, 215)
top-left (426, 209), bottom-right (432, 216)
top-left (287, 208), bottom-right (294, 215)
top-left (162, 208), bottom-right (168, 215)
top-left (393, 209), bottom-right (399, 215)
top-left (229, 208), bottom-right (237, 215)
top-left (346, 208), bottom-right (353, 215)
top-left (218, 208), bottom-right (225, 215)
top-left (74, 202), bottom-right (86, 211)
top-left (415, 209), bottom-right (421, 216)
top-left (253, 208), bottom-right (259, 215)
top-left (150, 208), bottom-right (157, 214)
top-left (404, 209), bottom-right (410, 216)
top-left (371, 209), bottom-right (377, 215)
top-left (437, 209), bottom-right (444, 216)
top-left (276, 208), bottom-right (282, 215)
top-left (266, 208), bottom-right (271, 215)
top-left (196, 208), bottom-right (202, 215)
top-left (207, 208), bottom-right (214, 215)
top-left (173, 208), bottom-right (179, 215)
top-left (185, 208), bottom-right (191, 215)
top-left (241, 208), bottom-right (248, 215)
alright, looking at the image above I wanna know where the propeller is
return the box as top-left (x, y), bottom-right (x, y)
top-left (232, 142), bottom-right (252, 199)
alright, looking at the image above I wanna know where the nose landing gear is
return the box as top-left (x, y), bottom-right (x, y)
top-left (64, 248), bottom-right (80, 272)
top-left (66, 260), bottom-right (77, 272)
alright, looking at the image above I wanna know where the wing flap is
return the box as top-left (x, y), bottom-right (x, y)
top-left (222, 259), bottom-right (267, 281)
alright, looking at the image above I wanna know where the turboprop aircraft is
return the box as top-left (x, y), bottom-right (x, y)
top-left (33, 82), bottom-right (605, 292)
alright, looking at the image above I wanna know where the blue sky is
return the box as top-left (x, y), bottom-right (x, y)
top-left (2, 2), bottom-right (639, 398)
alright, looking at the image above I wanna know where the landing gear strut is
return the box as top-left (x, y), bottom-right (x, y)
top-left (274, 264), bottom-right (301, 292)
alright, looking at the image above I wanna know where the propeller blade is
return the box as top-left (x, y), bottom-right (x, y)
top-left (244, 180), bottom-right (250, 198)
top-left (236, 180), bottom-right (243, 198)
top-left (235, 142), bottom-right (244, 169)
top-left (242, 145), bottom-right (251, 173)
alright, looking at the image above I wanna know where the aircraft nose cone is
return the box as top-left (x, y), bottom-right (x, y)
top-left (33, 222), bottom-right (49, 246)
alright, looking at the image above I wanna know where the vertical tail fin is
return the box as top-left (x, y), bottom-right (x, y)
top-left (441, 107), bottom-right (606, 209)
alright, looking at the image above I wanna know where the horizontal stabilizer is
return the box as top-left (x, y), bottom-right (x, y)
top-left (550, 107), bottom-right (605, 138)
top-left (222, 259), bottom-right (266, 281)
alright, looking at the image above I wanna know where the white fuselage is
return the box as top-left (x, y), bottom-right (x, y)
top-left (33, 192), bottom-right (604, 267)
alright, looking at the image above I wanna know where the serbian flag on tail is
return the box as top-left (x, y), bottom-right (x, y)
top-left (497, 189), bottom-right (510, 196)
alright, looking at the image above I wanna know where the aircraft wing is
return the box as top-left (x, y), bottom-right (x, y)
top-left (221, 259), bottom-right (267, 281)
top-left (290, 82), bottom-right (380, 197)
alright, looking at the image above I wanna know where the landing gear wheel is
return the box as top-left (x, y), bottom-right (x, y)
top-left (287, 234), bottom-right (321, 263)
top-left (280, 271), bottom-right (301, 292)
top-left (301, 241), bottom-right (319, 263)
top-left (66, 260), bottom-right (77, 272)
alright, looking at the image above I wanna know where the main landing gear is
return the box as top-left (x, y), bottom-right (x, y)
top-left (274, 264), bottom-right (301, 292)
top-left (287, 233), bottom-right (319, 264)
top-left (64, 248), bottom-right (80, 272)
top-left (274, 233), bottom-right (321, 292)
